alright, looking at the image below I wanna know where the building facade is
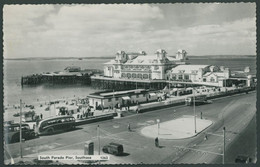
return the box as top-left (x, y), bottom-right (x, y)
top-left (104, 49), bottom-right (187, 80)
top-left (166, 64), bottom-right (231, 87)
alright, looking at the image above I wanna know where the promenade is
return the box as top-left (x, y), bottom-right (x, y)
top-left (4, 88), bottom-right (256, 164)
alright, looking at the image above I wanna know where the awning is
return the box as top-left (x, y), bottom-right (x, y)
top-left (149, 93), bottom-right (157, 96)
top-left (122, 96), bottom-right (131, 100)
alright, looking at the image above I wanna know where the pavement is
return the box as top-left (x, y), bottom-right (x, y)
top-left (141, 116), bottom-right (212, 139)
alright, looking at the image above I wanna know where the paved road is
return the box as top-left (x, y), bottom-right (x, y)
top-left (5, 91), bottom-right (256, 164)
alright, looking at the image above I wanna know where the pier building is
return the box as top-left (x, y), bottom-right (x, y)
top-left (166, 64), bottom-right (254, 87)
top-left (87, 89), bottom-right (158, 110)
top-left (166, 64), bottom-right (229, 86)
top-left (92, 49), bottom-right (188, 90)
top-left (103, 49), bottom-right (187, 80)
top-left (21, 66), bottom-right (103, 85)
top-left (92, 49), bottom-right (254, 90)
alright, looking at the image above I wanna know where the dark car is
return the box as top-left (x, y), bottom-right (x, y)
top-left (235, 155), bottom-right (252, 164)
top-left (4, 123), bottom-right (36, 144)
top-left (102, 143), bottom-right (124, 156)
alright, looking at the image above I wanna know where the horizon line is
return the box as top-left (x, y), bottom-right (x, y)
top-left (4, 54), bottom-right (256, 60)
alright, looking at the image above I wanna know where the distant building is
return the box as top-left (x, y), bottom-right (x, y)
top-left (103, 49), bottom-right (188, 80)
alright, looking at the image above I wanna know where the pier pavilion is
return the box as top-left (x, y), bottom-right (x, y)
top-left (91, 49), bottom-right (255, 90)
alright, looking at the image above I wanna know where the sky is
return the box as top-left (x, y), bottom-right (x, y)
top-left (3, 3), bottom-right (256, 58)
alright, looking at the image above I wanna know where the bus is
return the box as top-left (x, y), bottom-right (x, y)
top-left (4, 123), bottom-right (36, 144)
top-left (35, 116), bottom-right (76, 136)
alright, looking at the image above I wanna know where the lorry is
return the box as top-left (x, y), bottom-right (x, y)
top-left (102, 142), bottom-right (124, 156)
top-left (185, 95), bottom-right (211, 106)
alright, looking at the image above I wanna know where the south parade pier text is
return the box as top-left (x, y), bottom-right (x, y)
top-left (38, 155), bottom-right (110, 161)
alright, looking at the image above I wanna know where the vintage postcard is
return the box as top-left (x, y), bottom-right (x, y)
top-left (3, 2), bottom-right (257, 165)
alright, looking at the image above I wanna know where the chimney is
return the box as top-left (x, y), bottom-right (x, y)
top-left (224, 68), bottom-right (230, 79)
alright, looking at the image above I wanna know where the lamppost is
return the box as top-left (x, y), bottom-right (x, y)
top-left (156, 119), bottom-right (160, 138)
top-left (97, 125), bottom-right (100, 155)
top-left (112, 89), bottom-right (115, 112)
top-left (19, 99), bottom-right (23, 158)
top-left (223, 126), bottom-right (226, 164)
top-left (193, 88), bottom-right (197, 134)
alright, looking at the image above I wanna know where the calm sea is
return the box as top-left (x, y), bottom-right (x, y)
top-left (3, 57), bottom-right (256, 106)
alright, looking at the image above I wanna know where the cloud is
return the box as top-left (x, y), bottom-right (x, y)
top-left (3, 4), bottom-right (256, 58)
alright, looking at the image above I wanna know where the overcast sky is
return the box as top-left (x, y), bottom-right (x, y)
top-left (3, 3), bottom-right (256, 58)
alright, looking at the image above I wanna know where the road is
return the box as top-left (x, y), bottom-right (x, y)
top-left (5, 91), bottom-right (256, 164)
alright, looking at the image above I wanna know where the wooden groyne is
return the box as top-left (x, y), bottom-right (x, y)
top-left (21, 69), bottom-right (103, 86)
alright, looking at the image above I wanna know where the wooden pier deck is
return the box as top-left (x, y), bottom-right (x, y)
top-left (21, 69), bottom-right (103, 86)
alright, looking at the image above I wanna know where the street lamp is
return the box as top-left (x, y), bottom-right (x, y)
top-left (19, 99), bottom-right (23, 158)
top-left (223, 127), bottom-right (226, 164)
top-left (156, 119), bottom-right (160, 138)
top-left (97, 125), bottom-right (100, 155)
top-left (193, 88), bottom-right (197, 134)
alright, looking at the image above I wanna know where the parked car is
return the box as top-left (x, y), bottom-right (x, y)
top-left (102, 143), bottom-right (124, 156)
top-left (4, 123), bottom-right (36, 144)
top-left (185, 95), bottom-right (210, 106)
top-left (235, 155), bottom-right (252, 163)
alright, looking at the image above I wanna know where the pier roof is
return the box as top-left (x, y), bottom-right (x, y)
top-left (203, 72), bottom-right (225, 77)
top-left (88, 89), bottom-right (148, 99)
top-left (171, 65), bottom-right (210, 73)
top-left (42, 72), bottom-right (83, 76)
top-left (124, 55), bottom-right (171, 65)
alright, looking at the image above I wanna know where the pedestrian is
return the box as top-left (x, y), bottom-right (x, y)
top-left (155, 137), bottom-right (159, 147)
top-left (40, 113), bottom-right (43, 119)
top-left (119, 103), bottom-right (122, 110)
top-left (136, 105), bottom-right (140, 114)
top-left (204, 134), bottom-right (208, 140)
top-left (200, 112), bottom-right (203, 119)
top-left (127, 123), bottom-right (131, 132)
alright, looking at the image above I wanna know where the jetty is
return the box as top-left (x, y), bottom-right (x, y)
top-left (21, 66), bottom-right (103, 85)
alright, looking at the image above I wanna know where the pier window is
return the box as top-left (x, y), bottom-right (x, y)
top-left (143, 74), bottom-right (148, 79)
top-left (184, 75), bottom-right (189, 80)
top-left (172, 74), bottom-right (176, 80)
top-left (210, 77), bottom-right (215, 82)
top-left (132, 73), bottom-right (136, 78)
top-left (137, 74), bottom-right (142, 79)
top-left (122, 73), bottom-right (126, 77)
top-left (127, 73), bottom-right (131, 78)
top-left (178, 75), bottom-right (183, 80)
